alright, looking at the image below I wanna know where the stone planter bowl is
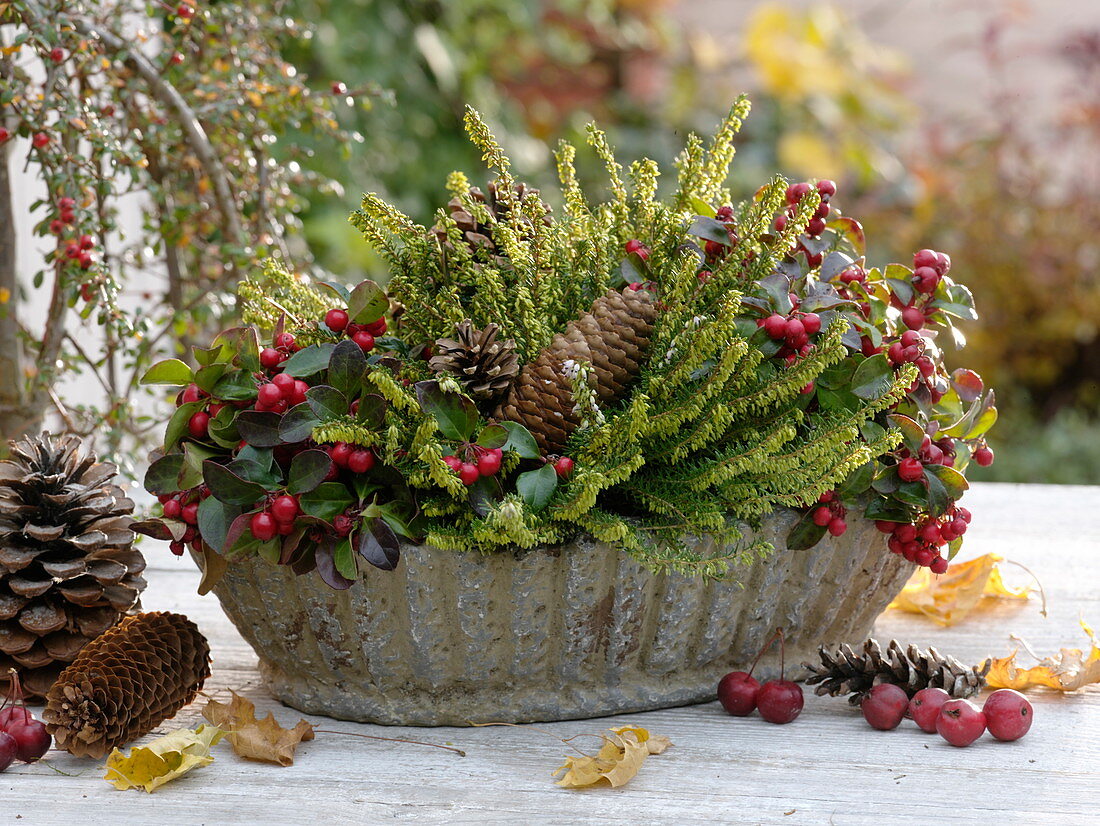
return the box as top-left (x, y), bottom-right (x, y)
top-left (204, 511), bottom-right (912, 726)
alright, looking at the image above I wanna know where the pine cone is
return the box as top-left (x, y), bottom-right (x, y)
top-left (42, 611), bottom-right (211, 758)
top-left (804, 638), bottom-right (990, 705)
top-left (429, 321), bottom-right (519, 402)
top-left (494, 287), bottom-right (657, 454)
top-left (0, 433), bottom-right (146, 699)
top-left (432, 180), bottom-right (550, 263)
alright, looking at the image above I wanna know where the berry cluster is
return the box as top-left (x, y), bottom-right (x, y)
top-left (178, 382), bottom-right (225, 439)
top-left (324, 307), bottom-right (387, 352)
top-left (702, 205), bottom-right (739, 261)
top-left (717, 629), bottom-right (804, 725)
top-left (250, 493), bottom-right (302, 541)
top-left (157, 485), bottom-right (210, 555)
top-left (876, 503), bottom-right (971, 572)
top-left (0, 673), bottom-right (51, 772)
top-left (861, 685), bottom-right (1032, 747)
top-left (444, 447), bottom-right (503, 486)
top-left (810, 490), bottom-right (847, 537)
top-left (257, 371), bottom-right (310, 414)
top-left (775, 179), bottom-right (836, 267)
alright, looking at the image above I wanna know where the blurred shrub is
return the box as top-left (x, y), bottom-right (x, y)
top-left (967, 407), bottom-right (1100, 485)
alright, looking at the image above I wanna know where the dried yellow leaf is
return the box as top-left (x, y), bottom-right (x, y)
top-left (103, 725), bottom-right (225, 793)
top-left (553, 725), bottom-right (671, 789)
top-left (887, 553), bottom-right (1033, 626)
top-left (202, 691), bottom-right (314, 766)
top-left (985, 618), bottom-right (1100, 692)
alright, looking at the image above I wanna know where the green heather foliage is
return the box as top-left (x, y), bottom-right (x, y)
top-left (140, 100), bottom-right (993, 588)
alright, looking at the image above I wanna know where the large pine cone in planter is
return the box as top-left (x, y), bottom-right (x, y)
top-left (0, 434), bottom-right (145, 698)
top-left (494, 287), bottom-right (657, 454)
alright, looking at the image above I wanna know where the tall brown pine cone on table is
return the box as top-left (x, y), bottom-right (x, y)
top-left (42, 611), bottom-right (211, 758)
top-left (804, 638), bottom-right (990, 705)
top-left (0, 433), bottom-right (145, 699)
top-left (494, 287), bottom-right (657, 454)
top-left (429, 321), bottom-right (520, 402)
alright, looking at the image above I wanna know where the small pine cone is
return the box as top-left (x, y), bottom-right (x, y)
top-left (429, 321), bottom-right (519, 402)
top-left (42, 612), bottom-right (211, 758)
top-left (804, 638), bottom-right (989, 705)
top-left (432, 180), bottom-right (551, 262)
top-left (494, 287), bottom-right (657, 454)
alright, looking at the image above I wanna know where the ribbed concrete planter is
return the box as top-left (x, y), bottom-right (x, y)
top-left (204, 510), bottom-right (912, 726)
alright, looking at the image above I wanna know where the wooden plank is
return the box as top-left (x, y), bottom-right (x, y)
top-left (4, 483), bottom-right (1098, 824)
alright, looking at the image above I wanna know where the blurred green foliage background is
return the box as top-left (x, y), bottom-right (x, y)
top-left (276, 0), bottom-right (1100, 485)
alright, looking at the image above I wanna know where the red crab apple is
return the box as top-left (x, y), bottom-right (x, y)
top-left (982, 689), bottom-right (1033, 742)
top-left (937, 699), bottom-right (986, 747)
top-left (717, 671), bottom-right (761, 717)
top-left (861, 683), bottom-right (909, 730)
top-left (908, 687), bottom-right (952, 733)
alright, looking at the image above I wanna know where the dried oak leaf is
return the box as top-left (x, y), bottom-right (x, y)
top-left (553, 726), bottom-right (671, 789)
top-left (103, 725), bottom-right (225, 793)
top-left (887, 553), bottom-right (1033, 626)
top-left (202, 691), bottom-right (314, 766)
top-left (985, 618), bottom-right (1100, 692)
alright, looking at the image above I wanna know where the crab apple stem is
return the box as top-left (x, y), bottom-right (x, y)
top-left (747, 627), bottom-right (784, 677)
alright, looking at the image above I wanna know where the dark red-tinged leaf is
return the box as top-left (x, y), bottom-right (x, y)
top-left (306, 385), bottom-right (348, 421)
top-left (757, 272), bottom-right (793, 314)
top-left (279, 403), bottom-right (320, 443)
top-left (197, 497), bottom-right (242, 554)
top-left (223, 512), bottom-right (255, 556)
top-left (926, 463), bottom-right (969, 499)
top-left (688, 215), bottom-right (733, 246)
top-left (211, 369), bottom-right (258, 402)
top-left (281, 343), bottom-right (336, 378)
top-left (357, 517), bottom-right (400, 571)
top-left (951, 368), bottom-right (984, 403)
top-left (287, 450), bottom-right (333, 495)
top-left (516, 463), bottom-right (558, 511)
top-left (827, 216), bottom-right (865, 255)
top-left (235, 411), bottom-right (282, 448)
top-left (132, 518), bottom-right (175, 541)
top-left (213, 326), bottom-right (262, 373)
top-left (300, 482), bottom-right (355, 520)
top-left (414, 380), bottom-right (477, 441)
top-left (819, 250), bottom-right (856, 281)
top-left (851, 353), bottom-right (894, 400)
top-left (226, 457), bottom-right (281, 489)
top-left (499, 421), bottom-right (540, 459)
top-left (887, 413), bottom-right (925, 453)
top-left (145, 453), bottom-right (186, 495)
top-left (141, 358), bottom-right (193, 386)
top-left (924, 470), bottom-right (952, 515)
top-left (203, 460), bottom-right (269, 506)
top-left (356, 393), bottom-right (387, 429)
top-left (290, 547), bottom-right (318, 577)
top-left (279, 527), bottom-right (308, 565)
top-left (328, 339), bottom-right (367, 399)
top-left (475, 424), bottom-right (508, 449)
top-left (799, 293), bottom-right (855, 313)
top-left (347, 279), bottom-right (388, 324)
top-left (467, 475), bottom-right (503, 517)
top-left (315, 540), bottom-right (354, 590)
top-left (786, 509), bottom-right (828, 550)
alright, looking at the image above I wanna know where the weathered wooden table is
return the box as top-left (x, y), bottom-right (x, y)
top-left (5, 483), bottom-right (1098, 824)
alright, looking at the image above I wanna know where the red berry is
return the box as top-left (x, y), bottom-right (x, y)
top-left (874, 520), bottom-right (896, 533)
top-left (162, 498), bottom-right (183, 519)
top-left (625, 239), bottom-right (649, 260)
top-left (77, 251), bottom-right (93, 270)
top-left (762, 314), bottom-right (787, 340)
top-left (289, 380), bottom-right (309, 406)
top-left (49, 47), bottom-right (65, 63)
top-left (861, 683), bottom-right (909, 731)
top-left (815, 179), bottom-right (837, 198)
top-left (806, 217), bottom-right (826, 237)
top-left (756, 680), bottom-right (804, 724)
top-left (332, 514), bottom-right (353, 536)
top-left (937, 699), bottom-right (986, 747)
top-left (898, 457), bottom-right (924, 482)
top-left (325, 308), bottom-right (349, 332)
top-left (982, 689), bottom-right (1033, 742)
top-left (887, 342), bottom-right (906, 365)
top-left (785, 182), bottom-right (811, 204)
top-left (187, 411), bottom-right (210, 439)
top-left (915, 547), bottom-right (935, 567)
top-left (32, 132), bottom-right (50, 149)
top-left (894, 523), bottom-right (917, 542)
top-left (899, 330), bottom-right (921, 348)
top-left (347, 449), bottom-right (375, 474)
top-left (365, 317), bottom-right (387, 336)
top-left (827, 517), bottom-right (847, 537)
top-left (0, 731), bottom-right (16, 772)
top-left (177, 3), bottom-right (195, 18)
top-left (271, 371), bottom-right (296, 395)
top-left (331, 81), bottom-right (348, 95)
top-left (78, 234), bottom-right (94, 250)
top-left (459, 462), bottom-right (480, 486)
top-left (935, 252), bottom-right (951, 275)
top-left (920, 523), bottom-right (942, 544)
top-left (5, 717), bottom-right (51, 762)
top-left (352, 331), bottom-right (375, 352)
top-left (48, 219), bottom-right (63, 234)
top-left (812, 506), bottom-right (832, 527)
top-left (913, 249), bottom-right (939, 270)
top-left (717, 671), bottom-right (760, 717)
top-left (443, 455), bottom-right (462, 472)
top-left (909, 687), bottom-right (952, 733)
top-left (554, 456), bottom-right (575, 479)
top-left (271, 494), bottom-right (300, 523)
top-left (901, 306), bottom-right (925, 330)
top-left (251, 511), bottom-right (277, 541)
top-left (0, 706), bottom-right (33, 730)
top-left (784, 317), bottom-right (805, 344)
top-left (477, 449), bottom-right (502, 477)
top-left (0, 128), bottom-right (10, 144)
top-left (929, 555), bottom-right (949, 574)
top-left (274, 332), bottom-right (296, 351)
top-left (257, 383), bottom-right (283, 408)
top-left (800, 312), bottom-right (821, 336)
top-left (181, 502), bottom-right (199, 525)
top-left (715, 205), bottom-right (735, 221)
top-left (774, 213), bottom-right (788, 232)
top-left (329, 442), bottom-right (352, 467)
top-left (974, 446), bottom-right (994, 467)
top-left (913, 266), bottom-right (939, 293)
top-left (260, 348), bottom-right (285, 370)
top-left (169, 52), bottom-right (184, 65)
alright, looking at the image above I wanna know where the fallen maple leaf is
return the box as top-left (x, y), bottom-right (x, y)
top-left (202, 691), bottom-right (314, 766)
top-left (887, 553), bottom-right (1038, 626)
top-left (984, 618), bottom-right (1100, 692)
top-left (103, 725), bottom-right (225, 793)
top-left (553, 725), bottom-right (671, 789)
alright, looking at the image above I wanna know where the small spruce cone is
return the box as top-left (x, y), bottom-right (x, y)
top-left (429, 321), bottom-right (520, 402)
top-left (804, 638), bottom-right (990, 705)
top-left (0, 433), bottom-right (145, 699)
top-left (43, 611), bottom-right (211, 758)
top-left (495, 287), bottom-right (657, 454)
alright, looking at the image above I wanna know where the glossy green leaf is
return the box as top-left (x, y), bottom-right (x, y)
top-left (280, 403), bottom-right (320, 443)
top-left (193, 363), bottom-right (227, 394)
top-left (926, 463), bottom-right (969, 499)
top-left (197, 497), bottom-right (241, 554)
top-left (211, 370), bottom-right (258, 402)
top-left (786, 509), bottom-right (827, 551)
top-left (517, 463), bottom-right (558, 512)
top-left (145, 453), bottom-right (186, 495)
top-left (235, 411), bottom-right (283, 448)
top-left (287, 450), bottom-right (333, 495)
top-left (282, 343), bottom-right (336, 378)
top-left (851, 354), bottom-right (894, 400)
top-left (356, 393), bottom-right (387, 429)
top-left (887, 413), bottom-right (925, 453)
top-left (203, 461), bottom-right (269, 506)
top-left (414, 380), bottom-right (477, 442)
top-left (328, 339), bottom-right (367, 399)
top-left (165, 401), bottom-right (203, 452)
top-left (141, 359), bottom-right (193, 386)
top-left (301, 483), bottom-right (355, 520)
top-left (688, 215), bottom-right (732, 246)
top-left (306, 385), bottom-right (348, 421)
top-left (475, 424), bottom-right (508, 449)
top-left (333, 538), bottom-right (358, 580)
top-left (347, 279), bottom-right (388, 324)
top-left (499, 421), bottom-right (540, 458)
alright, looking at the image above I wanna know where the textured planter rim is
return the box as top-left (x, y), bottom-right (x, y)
top-left (201, 510), bottom-right (912, 726)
